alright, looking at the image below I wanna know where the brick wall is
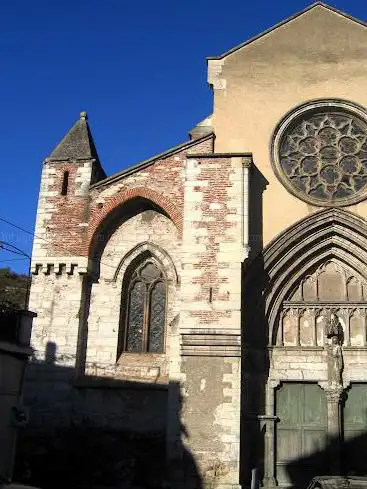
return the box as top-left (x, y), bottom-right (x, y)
top-left (31, 134), bottom-right (214, 267)
top-left (180, 154), bottom-right (244, 331)
top-left (32, 160), bottom-right (93, 260)
top-left (27, 132), bottom-right (249, 489)
top-left (173, 154), bottom-right (246, 488)
top-left (87, 135), bottom-right (214, 254)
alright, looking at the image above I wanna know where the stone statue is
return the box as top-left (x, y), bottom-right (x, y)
top-left (328, 335), bottom-right (344, 387)
top-left (325, 310), bottom-right (344, 386)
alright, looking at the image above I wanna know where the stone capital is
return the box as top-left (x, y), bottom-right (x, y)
top-left (324, 386), bottom-right (344, 403)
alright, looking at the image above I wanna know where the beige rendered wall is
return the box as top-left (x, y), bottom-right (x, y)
top-left (210, 6), bottom-right (367, 245)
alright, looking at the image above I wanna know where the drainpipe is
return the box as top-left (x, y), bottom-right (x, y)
top-left (242, 156), bottom-right (252, 261)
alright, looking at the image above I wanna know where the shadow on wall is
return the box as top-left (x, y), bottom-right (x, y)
top-left (285, 430), bottom-right (367, 489)
top-left (241, 252), bottom-right (269, 488)
top-left (241, 162), bottom-right (269, 487)
top-left (13, 342), bottom-right (202, 489)
top-left (248, 164), bottom-right (268, 260)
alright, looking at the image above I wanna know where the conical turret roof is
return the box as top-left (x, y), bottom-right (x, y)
top-left (47, 112), bottom-right (100, 161)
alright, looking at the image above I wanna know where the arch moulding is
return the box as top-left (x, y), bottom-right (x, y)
top-left (249, 208), bottom-right (367, 345)
top-left (111, 241), bottom-right (179, 285)
top-left (85, 186), bottom-right (183, 256)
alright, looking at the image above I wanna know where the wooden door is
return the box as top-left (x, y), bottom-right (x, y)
top-left (276, 383), bottom-right (327, 486)
top-left (343, 383), bottom-right (367, 474)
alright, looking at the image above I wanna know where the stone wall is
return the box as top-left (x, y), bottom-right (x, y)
top-left (86, 209), bottom-right (181, 383)
top-left (26, 135), bottom-right (219, 489)
top-left (28, 273), bottom-right (83, 366)
top-left (19, 358), bottom-right (169, 489)
top-left (173, 153), bottom-right (247, 488)
top-left (32, 160), bottom-right (93, 260)
top-left (31, 134), bottom-right (214, 268)
top-left (28, 135), bottom-right (214, 389)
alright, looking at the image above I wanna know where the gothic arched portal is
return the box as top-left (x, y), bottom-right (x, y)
top-left (242, 208), bottom-right (367, 487)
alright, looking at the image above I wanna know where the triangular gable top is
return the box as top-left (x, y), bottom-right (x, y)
top-left (207, 2), bottom-right (366, 61)
top-left (47, 112), bottom-right (100, 162)
top-left (90, 132), bottom-right (214, 189)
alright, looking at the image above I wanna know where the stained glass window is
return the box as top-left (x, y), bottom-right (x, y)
top-left (126, 281), bottom-right (145, 352)
top-left (274, 106), bottom-right (367, 206)
top-left (149, 282), bottom-right (166, 353)
top-left (120, 258), bottom-right (166, 354)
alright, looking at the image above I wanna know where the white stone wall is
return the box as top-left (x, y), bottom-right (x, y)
top-left (31, 163), bottom-right (57, 262)
top-left (29, 272), bottom-right (84, 365)
top-left (268, 347), bottom-right (367, 395)
top-left (85, 209), bottom-right (181, 381)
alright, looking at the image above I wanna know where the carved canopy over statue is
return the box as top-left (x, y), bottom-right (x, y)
top-left (325, 309), bottom-right (343, 340)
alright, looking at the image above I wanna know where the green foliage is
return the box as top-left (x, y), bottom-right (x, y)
top-left (0, 268), bottom-right (30, 311)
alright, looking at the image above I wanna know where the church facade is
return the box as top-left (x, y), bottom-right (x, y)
top-left (26, 3), bottom-right (367, 489)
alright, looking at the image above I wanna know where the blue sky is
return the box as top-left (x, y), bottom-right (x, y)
top-left (0, 0), bottom-right (365, 274)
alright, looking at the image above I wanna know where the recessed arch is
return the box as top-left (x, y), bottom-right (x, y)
top-left (244, 208), bottom-right (367, 346)
top-left (87, 194), bottom-right (180, 280)
top-left (86, 187), bottom-right (182, 256)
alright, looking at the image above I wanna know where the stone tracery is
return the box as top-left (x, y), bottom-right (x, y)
top-left (276, 107), bottom-right (367, 206)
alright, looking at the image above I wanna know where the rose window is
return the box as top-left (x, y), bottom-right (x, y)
top-left (273, 104), bottom-right (367, 206)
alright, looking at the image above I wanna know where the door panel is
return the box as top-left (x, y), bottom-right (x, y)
top-left (277, 430), bottom-right (301, 461)
top-left (276, 383), bottom-right (327, 486)
top-left (303, 429), bottom-right (327, 456)
top-left (343, 383), bottom-right (367, 474)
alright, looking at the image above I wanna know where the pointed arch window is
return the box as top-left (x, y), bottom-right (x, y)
top-left (119, 258), bottom-right (166, 355)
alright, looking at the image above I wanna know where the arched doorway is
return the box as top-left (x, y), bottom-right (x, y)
top-left (242, 208), bottom-right (367, 487)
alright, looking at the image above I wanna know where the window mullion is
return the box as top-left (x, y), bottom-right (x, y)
top-left (142, 283), bottom-right (150, 352)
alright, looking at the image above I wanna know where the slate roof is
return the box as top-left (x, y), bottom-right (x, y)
top-left (47, 112), bottom-right (100, 162)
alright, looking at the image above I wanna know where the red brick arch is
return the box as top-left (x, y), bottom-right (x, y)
top-left (85, 187), bottom-right (182, 255)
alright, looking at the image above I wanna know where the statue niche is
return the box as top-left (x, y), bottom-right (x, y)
top-left (278, 260), bottom-right (367, 348)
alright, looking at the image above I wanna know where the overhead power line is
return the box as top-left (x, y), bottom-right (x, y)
top-left (0, 258), bottom-right (28, 263)
top-left (0, 216), bottom-right (117, 272)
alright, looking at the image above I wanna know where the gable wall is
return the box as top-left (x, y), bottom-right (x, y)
top-left (210, 7), bottom-right (367, 246)
top-left (87, 136), bottom-right (214, 250)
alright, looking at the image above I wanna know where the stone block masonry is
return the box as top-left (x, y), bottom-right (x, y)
top-left (173, 153), bottom-right (251, 489)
